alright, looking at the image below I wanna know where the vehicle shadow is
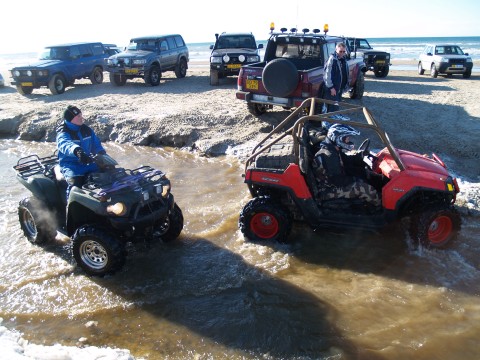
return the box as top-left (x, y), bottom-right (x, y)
top-left (35, 235), bottom-right (384, 359)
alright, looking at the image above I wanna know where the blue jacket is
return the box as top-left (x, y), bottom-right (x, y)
top-left (56, 120), bottom-right (105, 177)
top-left (324, 53), bottom-right (350, 92)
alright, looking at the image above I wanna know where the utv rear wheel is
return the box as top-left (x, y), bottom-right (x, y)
top-left (239, 197), bottom-right (292, 243)
top-left (18, 197), bottom-right (57, 244)
top-left (153, 203), bottom-right (184, 242)
top-left (145, 65), bottom-right (161, 86)
top-left (409, 206), bottom-right (461, 249)
top-left (418, 62), bottom-right (425, 75)
top-left (109, 73), bottom-right (127, 86)
top-left (49, 74), bottom-right (66, 94)
top-left (72, 225), bottom-right (126, 276)
top-left (90, 66), bottom-right (104, 84)
top-left (348, 71), bottom-right (364, 99)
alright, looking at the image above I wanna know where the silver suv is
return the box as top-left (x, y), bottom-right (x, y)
top-left (418, 44), bottom-right (473, 78)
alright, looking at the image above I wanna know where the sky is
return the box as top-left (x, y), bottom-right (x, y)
top-left (1, 0), bottom-right (479, 54)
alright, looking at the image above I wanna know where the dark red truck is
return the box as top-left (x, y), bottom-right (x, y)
top-left (236, 26), bottom-right (366, 115)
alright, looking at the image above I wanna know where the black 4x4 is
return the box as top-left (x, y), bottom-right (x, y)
top-left (346, 37), bottom-right (391, 78)
top-left (106, 34), bottom-right (189, 86)
top-left (209, 32), bottom-right (263, 85)
top-left (10, 42), bottom-right (107, 95)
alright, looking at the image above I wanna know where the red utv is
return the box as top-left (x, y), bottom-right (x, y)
top-left (238, 98), bottom-right (461, 248)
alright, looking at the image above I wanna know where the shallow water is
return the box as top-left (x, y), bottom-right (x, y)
top-left (1, 140), bottom-right (479, 359)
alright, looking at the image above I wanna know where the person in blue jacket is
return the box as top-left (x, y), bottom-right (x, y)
top-left (56, 105), bottom-right (106, 199)
top-left (323, 42), bottom-right (350, 113)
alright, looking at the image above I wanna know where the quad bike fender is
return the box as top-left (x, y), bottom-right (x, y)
top-left (18, 175), bottom-right (63, 208)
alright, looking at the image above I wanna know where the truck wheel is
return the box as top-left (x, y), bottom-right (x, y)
top-left (48, 74), bottom-right (66, 94)
top-left (462, 70), bottom-right (471, 79)
top-left (90, 66), bottom-right (104, 84)
top-left (153, 203), bottom-right (184, 242)
top-left (239, 197), bottom-right (292, 243)
top-left (247, 103), bottom-right (267, 116)
top-left (145, 65), bottom-right (161, 86)
top-left (418, 62), bottom-right (425, 75)
top-left (175, 58), bottom-right (188, 78)
top-left (18, 197), bottom-right (57, 244)
top-left (348, 71), bottom-right (364, 99)
top-left (374, 65), bottom-right (389, 78)
top-left (210, 69), bottom-right (219, 86)
top-left (72, 225), bottom-right (126, 276)
top-left (430, 64), bottom-right (438, 78)
top-left (409, 206), bottom-right (461, 249)
top-left (16, 85), bottom-right (33, 95)
top-left (262, 58), bottom-right (298, 97)
top-left (109, 73), bottom-right (126, 86)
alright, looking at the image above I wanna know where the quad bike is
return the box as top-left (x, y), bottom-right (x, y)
top-left (14, 152), bottom-right (183, 276)
top-left (239, 98), bottom-right (461, 249)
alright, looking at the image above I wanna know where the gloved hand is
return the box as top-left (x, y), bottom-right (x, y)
top-left (74, 148), bottom-right (92, 164)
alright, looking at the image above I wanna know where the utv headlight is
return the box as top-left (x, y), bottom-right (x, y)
top-left (107, 202), bottom-right (127, 216)
top-left (210, 56), bottom-right (222, 63)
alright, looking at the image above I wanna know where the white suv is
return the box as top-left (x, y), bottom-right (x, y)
top-left (418, 44), bottom-right (473, 78)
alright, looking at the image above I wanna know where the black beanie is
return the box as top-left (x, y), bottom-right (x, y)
top-left (64, 105), bottom-right (81, 122)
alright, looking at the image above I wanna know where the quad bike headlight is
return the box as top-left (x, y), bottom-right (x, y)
top-left (107, 202), bottom-right (127, 216)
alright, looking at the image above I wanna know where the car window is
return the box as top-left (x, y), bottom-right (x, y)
top-left (160, 40), bottom-right (168, 51)
top-left (325, 42), bottom-right (336, 57)
top-left (69, 47), bottom-right (80, 59)
top-left (174, 36), bottom-right (185, 47)
top-left (78, 45), bottom-right (93, 58)
top-left (167, 37), bottom-right (176, 49)
top-left (435, 46), bottom-right (445, 55)
top-left (91, 43), bottom-right (105, 56)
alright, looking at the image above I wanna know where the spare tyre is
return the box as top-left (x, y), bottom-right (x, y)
top-left (262, 58), bottom-right (298, 97)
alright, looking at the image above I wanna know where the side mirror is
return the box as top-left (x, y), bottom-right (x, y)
top-left (258, 44), bottom-right (264, 49)
top-left (210, 45), bottom-right (214, 50)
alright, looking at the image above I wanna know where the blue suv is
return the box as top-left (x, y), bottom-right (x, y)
top-left (10, 42), bottom-right (107, 95)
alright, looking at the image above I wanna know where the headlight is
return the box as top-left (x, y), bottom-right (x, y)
top-left (247, 55), bottom-right (260, 62)
top-left (13, 70), bottom-right (20, 77)
top-left (466, 57), bottom-right (473, 62)
top-left (238, 55), bottom-right (245, 62)
top-left (38, 70), bottom-right (48, 77)
top-left (133, 59), bottom-right (146, 65)
top-left (386, 55), bottom-right (390, 60)
top-left (124, 58), bottom-right (131, 65)
top-left (107, 202), bottom-right (127, 216)
top-left (26, 70), bottom-right (33, 76)
top-left (223, 54), bottom-right (230, 63)
top-left (439, 57), bottom-right (448, 62)
top-left (107, 58), bottom-right (118, 65)
top-left (210, 56), bottom-right (222, 63)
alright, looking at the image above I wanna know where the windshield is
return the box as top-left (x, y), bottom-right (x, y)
top-left (38, 47), bottom-right (70, 60)
top-left (435, 46), bottom-right (465, 55)
top-left (127, 40), bottom-right (157, 51)
top-left (215, 36), bottom-right (256, 50)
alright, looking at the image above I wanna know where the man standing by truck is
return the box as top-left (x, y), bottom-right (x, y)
top-left (324, 42), bottom-right (350, 113)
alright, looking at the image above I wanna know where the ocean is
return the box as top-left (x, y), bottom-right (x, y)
top-left (1, 36), bottom-right (479, 74)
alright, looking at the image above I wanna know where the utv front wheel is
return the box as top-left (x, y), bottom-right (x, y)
top-left (72, 225), bottom-right (126, 276)
top-left (153, 203), bottom-right (184, 242)
top-left (409, 206), bottom-right (461, 249)
top-left (239, 197), bottom-right (292, 243)
top-left (18, 197), bottom-right (57, 244)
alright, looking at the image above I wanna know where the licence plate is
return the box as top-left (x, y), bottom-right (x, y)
top-left (375, 60), bottom-right (385, 65)
top-left (246, 79), bottom-right (258, 90)
top-left (21, 82), bottom-right (33, 86)
top-left (451, 64), bottom-right (463, 68)
top-left (125, 68), bottom-right (139, 74)
top-left (227, 64), bottom-right (241, 69)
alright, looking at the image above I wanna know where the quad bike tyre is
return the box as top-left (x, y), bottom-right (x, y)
top-left (409, 206), bottom-right (461, 249)
top-left (18, 197), bottom-right (57, 244)
top-left (72, 225), bottom-right (126, 276)
top-left (152, 203), bottom-right (184, 242)
top-left (239, 196), bottom-right (292, 243)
